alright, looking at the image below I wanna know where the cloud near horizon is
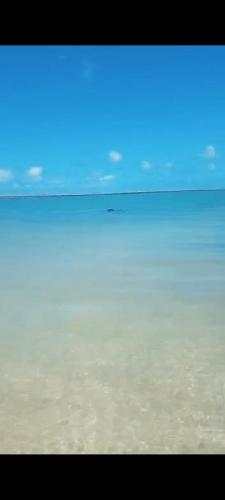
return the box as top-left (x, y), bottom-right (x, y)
top-left (0, 168), bottom-right (13, 182)
top-left (27, 166), bottom-right (43, 181)
top-left (202, 145), bottom-right (216, 160)
top-left (99, 175), bottom-right (115, 183)
top-left (109, 150), bottom-right (123, 162)
top-left (141, 160), bottom-right (153, 171)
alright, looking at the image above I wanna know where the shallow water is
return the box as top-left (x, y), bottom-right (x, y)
top-left (0, 191), bottom-right (225, 453)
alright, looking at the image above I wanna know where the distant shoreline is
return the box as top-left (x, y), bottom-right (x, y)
top-left (0, 188), bottom-right (225, 199)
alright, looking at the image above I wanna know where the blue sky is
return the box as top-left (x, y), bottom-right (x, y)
top-left (0, 45), bottom-right (225, 195)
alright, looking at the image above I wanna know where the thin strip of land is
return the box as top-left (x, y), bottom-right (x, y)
top-left (0, 188), bottom-right (225, 199)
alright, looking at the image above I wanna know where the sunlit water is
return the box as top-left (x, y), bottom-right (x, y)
top-left (0, 191), bottom-right (225, 454)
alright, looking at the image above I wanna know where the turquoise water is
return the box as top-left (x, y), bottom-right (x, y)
top-left (0, 191), bottom-right (225, 453)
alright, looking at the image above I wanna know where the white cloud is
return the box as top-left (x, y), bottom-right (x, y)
top-left (202, 145), bottom-right (216, 159)
top-left (99, 175), bottom-right (115, 183)
top-left (109, 150), bottom-right (123, 162)
top-left (27, 166), bottom-right (43, 181)
top-left (208, 163), bottom-right (216, 171)
top-left (0, 169), bottom-right (13, 183)
top-left (141, 160), bottom-right (152, 171)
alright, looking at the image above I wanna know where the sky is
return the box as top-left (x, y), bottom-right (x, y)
top-left (0, 45), bottom-right (225, 195)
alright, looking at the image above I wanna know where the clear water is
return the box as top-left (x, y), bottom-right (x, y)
top-left (0, 191), bottom-right (225, 454)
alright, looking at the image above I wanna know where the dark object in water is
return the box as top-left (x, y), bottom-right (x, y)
top-left (106, 208), bottom-right (124, 213)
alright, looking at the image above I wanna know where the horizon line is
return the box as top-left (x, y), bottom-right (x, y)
top-left (0, 187), bottom-right (225, 199)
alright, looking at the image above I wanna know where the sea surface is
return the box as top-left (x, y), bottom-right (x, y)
top-left (0, 190), bottom-right (225, 454)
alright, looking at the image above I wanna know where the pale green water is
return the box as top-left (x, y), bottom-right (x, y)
top-left (0, 191), bottom-right (225, 453)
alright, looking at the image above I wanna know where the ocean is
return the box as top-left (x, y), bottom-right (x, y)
top-left (0, 190), bottom-right (225, 453)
